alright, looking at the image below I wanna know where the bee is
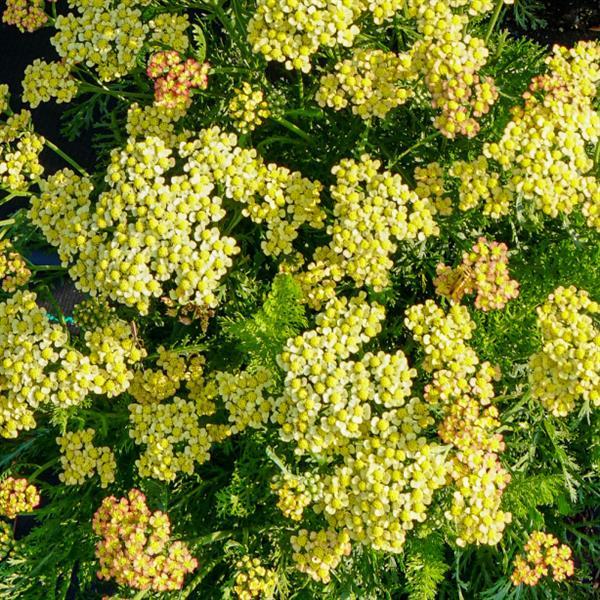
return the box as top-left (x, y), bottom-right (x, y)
top-left (434, 263), bottom-right (475, 304)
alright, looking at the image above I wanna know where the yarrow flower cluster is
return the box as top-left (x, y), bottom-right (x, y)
top-left (0, 477), bottom-right (40, 518)
top-left (316, 49), bottom-right (414, 120)
top-left (434, 237), bottom-right (519, 310)
top-left (147, 51), bottom-right (209, 110)
top-left (452, 41), bottom-right (600, 227)
top-left (511, 531), bottom-right (574, 586)
top-left (247, 0), bottom-right (363, 73)
top-left (56, 428), bottom-right (117, 488)
top-left (529, 286), bottom-right (599, 416)
top-left (0, 110), bottom-right (44, 192)
top-left (0, 291), bottom-right (144, 437)
top-left (407, 0), bottom-right (502, 138)
top-left (0, 239), bottom-right (31, 292)
top-left (128, 349), bottom-right (231, 481)
top-left (290, 529), bottom-right (351, 583)
top-left (228, 82), bottom-right (271, 133)
top-left (30, 133), bottom-right (240, 314)
top-left (51, 0), bottom-right (189, 82)
top-left (274, 294), bottom-right (448, 554)
top-left (180, 127), bottom-right (325, 257)
top-left (405, 300), bottom-right (512, 546)
top-left (233, 556), bottom-right (277, 599)
top-left (216, 367), bottom-right (274, 433)
top-left (21, 59), bottom-right (78, 108)
top-left (93, 488), bottom-right (197, 591)
top-left (294, 155), bottom-right (438, 308)
top-left (126, 103), bottom-right (188, 147)
top-left (2, 0), bottom-right (47, 33)
top-left (414, 162), bottom-right (453, 216)
top-left (271, 472), bottom-right (314, 522)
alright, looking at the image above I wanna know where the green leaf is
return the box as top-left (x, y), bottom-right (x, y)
top-left (404, 533), bottom-right (449, 600)
top-left (193, 22), bottom-right (207, 63)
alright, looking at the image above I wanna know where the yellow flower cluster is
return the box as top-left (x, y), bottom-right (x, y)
top-left (216, 367), bottom-right (274, 434)
top-left (181, 127), bottom-right (325, 257)
top-left (233, 556), bottom-right (277, 600)
top-left (316, 49), bottom-right (414, 120)
top-left (449, 156), bottom-right (512, 218)
top-left (72, 297), bottom-right (115, 331)
top-left (511, 531), bottom-right (574, 586)
top-left (56, 428), bottom-right (116, 488)
top-left (451, 42), bottom-right (599, 226)
top-left (529, 286), bottom-right (599, 417)
top-left (229, 82), bottom-right (271, 134)
top-left (31, 134), bottom-right (240, 314)
top-left (0, 239), bottom-right (31, 292)
top-left (147, 12), bottom-right (190, 53)
top-left (274, 295), bottom-right (449, 553)
top-left (93, 488), bottom-right (197, 591)
top-left (126, 103), bottom-right (188, 146)
top-left (290, 528), bottom-right (351, 583)
top-left (405, 300), bottom-right (512, 546)
top-left (0, 110), bottom-right (44, 192)
top-left (414, 162), bottom-right (453, 216)
top-left (295, 155), bottom-right (438, 308)
top-left (128, 350), bottom-right (231, 481)
top-left (51, 0), bottom-right (189, 82)
top-left (0, 290), bottom-right (144, 437)
top-left (407, 0), bottom-right (502, 138)
top-left (21, 59), bottom-right (78, 108)
top-left (247, 0), bottom-right (363, 73)
top-left (434, 237), bottom-right (519, 310)
top-left (0, 85), bottom-right (9, 114)
top-left (2, 0), bottom-right (47, 33)
top-left (0, 477), bottom-right (40, 518)
top-left (271, 473), bottom-right (313, 521)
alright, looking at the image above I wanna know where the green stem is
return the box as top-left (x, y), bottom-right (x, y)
top-left (78, 83), bottom-right (151, 102)
top-left (298, 70), bottom-right (304, 105)
top-left (44, 139), bottom-right (88, 177)
top-left (594, 140), bottom-right (600, 173)
top-left (179, 559), bottom-right (220, 599)
top-left (0, 218), bottom-right (15, 228)
top-left (270, 117), bottom-right (313, 143)
top-left (29, 457), bottom-right (59, 482)
top-left (388, 131), bottom-right (442, 168)
top-left (485, 0), bottom-right (505, 44)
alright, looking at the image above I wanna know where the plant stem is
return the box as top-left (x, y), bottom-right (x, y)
top-left (78, 83), bottom-right (151, 102)
top-left (485, 0), bottom-right (505, 44)
top-left (29, 457), bottom-right (59, 482)
top-left (179, 559), bottom-right (220, 599)
top-left (298, 70), bottom-right (304, 106)
top-left (44, 139), bottom-right (88, 177)
top-left (270, 117), bottom-right (313, 143)
top-left (388, 131), bottom-right (442, 168)
top-left (0, 218), bottom-right (15, 228)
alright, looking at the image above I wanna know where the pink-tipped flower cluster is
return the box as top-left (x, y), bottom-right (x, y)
top-left (434, 238), bottom-right (519, 311)
top-left (147, 51), bottom-right (209, 109)
top-left (2, 0), bottom-right (47, 33)
top-left (92, 488), bottom-right (197, 592)
top-left (0, 477), bottom-right (40, 518)
top-left (511, 531), bottom-right (574, 586)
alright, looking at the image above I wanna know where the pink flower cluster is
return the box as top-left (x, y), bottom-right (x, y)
top-left (511, 531), bottom-right (574, 586)
top-left (92, 488), bottom-right (197, 592)
top-left (2, 0), bottom-right (48, 33)
top-left (147, 51), bottom-right (209, 109)
top-left (434, 237), bottom-right (519, 311)
top-left (0, 477), bottom-right (40, 519)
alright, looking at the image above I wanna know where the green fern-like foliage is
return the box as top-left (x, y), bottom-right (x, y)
top-left (224, 274), bottom-right (307, 372)
top-left (403, 533), bottom-right (449, 600)
top-left (502, 473), bottom-right (565, 525)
